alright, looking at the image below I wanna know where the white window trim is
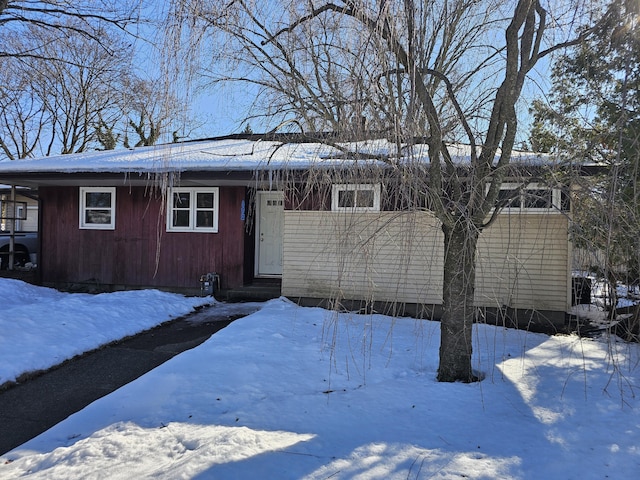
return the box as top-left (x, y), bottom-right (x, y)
top-left (331, 184), bottom-right (381, 212)
top-left (496, 183), bottom-right (561, 213)
top-left (79, 187), bottom-right (116, 230)
top-left (167, 187), bottom-right (219, 233)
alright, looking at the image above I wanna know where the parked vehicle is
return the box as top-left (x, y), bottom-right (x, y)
top-left (0, 232), bottom-right (38, 269)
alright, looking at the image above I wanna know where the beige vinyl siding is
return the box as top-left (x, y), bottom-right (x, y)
top-left (283, 210), bottom-right (569, 312)
top-left (476, 214), bottom-right (569, 311)
top-left (283, 211), bottom-right (444, 304)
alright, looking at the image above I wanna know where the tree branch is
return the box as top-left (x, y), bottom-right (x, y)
top-left (3, 3), bottom-right (137, 30)
top-left (261, 3), bottom-right (353, 46)
top-left (377, 67), bottom-right (478, 164)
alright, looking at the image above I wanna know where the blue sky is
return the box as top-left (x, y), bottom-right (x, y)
top-left (191, 84), bottom-right (265, 138)
top-left (138, 1), bottom-right (552, 145)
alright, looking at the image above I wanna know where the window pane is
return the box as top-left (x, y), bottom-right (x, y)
top-left (173, 192), bottom-right (190, 208)
top-left (196, 210), bottom-right (214, 228)
top-left (498, 189), bottom-right (520, 207)
top-left (561, 190), bottom-right (570, 211)
top-left (173, 210), bottom-right (190, 227)
top-left (338, 190), bottom-right (355, 208)
top-left (197, 193), bottom-right (214, 208)
top-left (524, 189), bottom-right (551, 209)
top-left (356, 190), bottom-right (374, 208)
top-left (168, 188), bottom-right (218, 232)
top-left (86, 192), bottom-right (112, 208)
top-left (85, 210), bottom-right (111, 224)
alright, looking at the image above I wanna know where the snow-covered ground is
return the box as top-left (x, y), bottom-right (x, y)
top-left (1, 279), bottom-right (639, 479)
top-left (569, 273), bottom-right (640, 330)
top-left (0, 278), bottom-right (212, 386)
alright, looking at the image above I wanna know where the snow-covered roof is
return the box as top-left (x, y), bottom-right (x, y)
top-left (0, 138), bottom-right (551, 176)
top-left (0, 139), bottom-right (323, 174)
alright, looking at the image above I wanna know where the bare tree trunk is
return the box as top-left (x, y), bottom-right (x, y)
top-left (438, 219), bottom-right (479, 382)
top-left (173, 0), bottom-right (610, 382)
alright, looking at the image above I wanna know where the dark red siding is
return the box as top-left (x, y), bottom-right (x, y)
top-left (39, 186), bottom-right (247, 291)
top-left (285, 184), bottom-right (331, 211)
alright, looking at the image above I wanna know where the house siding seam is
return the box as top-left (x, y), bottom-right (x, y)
top-left (282, 210), bottom-right (569, 312)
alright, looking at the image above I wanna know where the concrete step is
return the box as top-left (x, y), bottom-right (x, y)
top-left (219, 283), bottom-right (281, 302)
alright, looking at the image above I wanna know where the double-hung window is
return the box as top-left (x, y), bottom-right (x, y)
top-left (167, 187), bottom-right (219, 232)
top-left (332, 184), bottom-right (381, 212)
top-left (79, 187), bottom-right (116, 229)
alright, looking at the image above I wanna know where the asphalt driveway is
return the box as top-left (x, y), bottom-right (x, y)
top-left (0, 305), bottom-right (252, 455)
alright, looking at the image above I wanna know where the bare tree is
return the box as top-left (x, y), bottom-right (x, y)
top-left (95, 115), bottom-right (120, 151)
top-left (0, 65), bottom-right (50, 160)
top-left (0, 22), bottom-right (132, 159)
top-left (0, 1), bottom-right (152, 159)
top-left (182, 0), bottom-right (499, 137)
top-left (121, 77), bottom-right (186, 148)
top-left (0, 1), bottom-right (141, 59)
top-left (135, 0), bottom-right (610, 381)
top-left (36, 24), bottom-right (131, 154)
top-left (0, 6), bottom-right (191, 158)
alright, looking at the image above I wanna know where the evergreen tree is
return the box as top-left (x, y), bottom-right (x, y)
top-left (530, 0), bottom-right (640, 306)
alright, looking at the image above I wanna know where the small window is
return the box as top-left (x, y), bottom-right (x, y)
top-left (332, 184), bottom-right (381, 212)
top-left (496, 183), bottom-right (561, 213)
top-left (167, 187), bottom-right (219, 232)
top-left (80, 187), bottom-right (115, 229)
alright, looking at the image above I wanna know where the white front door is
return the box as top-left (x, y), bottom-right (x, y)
top-left (257, 191), bottom-right (284, 276)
